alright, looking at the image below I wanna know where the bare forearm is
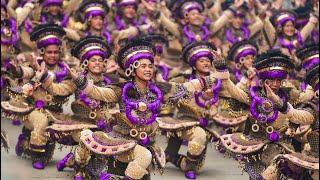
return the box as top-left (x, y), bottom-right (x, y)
top-left (300, 18), bottom-right (318, 42)
top-left (158, 13), bottom-right (180, 37)
top-left (263, 17), bottom-right (276, 46)
top-left (249, 16), bottom-right (264, 37)
top-left (81, 81), bottom-right (119, 103)
top-left (16, 2), bottom-right (35, 27)
top-left (210, 10), bottom-right (234, 34)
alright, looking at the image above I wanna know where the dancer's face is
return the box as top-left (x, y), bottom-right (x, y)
top-left (185, 9), bottom-right (204, 26)
top-left (242, 55), bottom-right (254, 69)
top-left (48, 5), bottom-right (61, 16)
top-left (195, 57), bottom-right (212, 75)
top-left (90, 15), bottom-right (104, 31)
top-left (283, 21), bottom-right (295, 37)
top-left (134, 59), bottom-right (154, 81)
top-left (43, 45), bottom-right (60, 66)
top-left (264, 78), bottom-right (281, 92)
top-left (1, 7), bottom-right (8, 21)
top-left (1, 26), bottom-right (12, 42)
top-left (88, 55), bottom-right (105, 74)
top-left (122, 5), bottom-right (136, 20)
top-left (231, 16), bottom-right (243, 29)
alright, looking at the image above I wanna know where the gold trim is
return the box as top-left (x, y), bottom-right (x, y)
top-left (276, 14), bottom-right (294, 24)
top-left (259, 66), bottom-right (288, 73)
top-left (139, 132), bottom-right (147, 140)
top-left (89, 111), bottom-right (97, 119)
top-left (303, 54), bottom-right (319, 64)
top-left (120, 0), bottom-right (136, 4)
top-left (188, 48), bottom-right (211, 60)
top-left (85, 6), bottom-right (105, 14)
top-left (130, 129), bottom-right (138, 137)
top-left (123, 50), bottom-right (152, 65)
top-left (182, 2), bottom-right (202, 15)
top-left (38, 34), bottom-right (59, 42)
top-left (80, 46), bottom-right (105, 58)
top-left (234, 45), bottom-right (256, 59)
top-left (266, 126), bottom-right (274, 134)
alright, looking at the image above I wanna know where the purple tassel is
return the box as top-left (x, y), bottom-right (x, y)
top-left (183, 24), bottom-right (209, 43)
top-left (279, 31), bottom-right (304, 53)
top-left (79, 91), bottom-right (100, 109)
top-left (9, 18), bottom-right (18, 47)
top-left (235, 69), bottom-right (242, 82)
top-left (268, 131), bottom-right (280, 142)
top-left (55, 61), bottom-right (69, 83)
top-left (12, 119), bottom-right (22, 126)
top-left (35, 100), bottom-right (45, 109)
top-left (96, 119), bottom-right (107, 130)
top-left (60, 14), bottom-right (69, 27)
top-left (114, 14), bottom-right (138, 30)
top-left (24, 18), bottom-right (33, 33)
top-left (156, 64), bottom-right (170, 81)
top-left (0, 76), bottom-right (6, 89)
top-left (199, 117), bottom-right (208, 127)
top-left (225, 26), bottom-right (250, 44)
top-left (139, 136), bottom-right (150, 146)
top-left (103, 75), bottom-right (112, 85)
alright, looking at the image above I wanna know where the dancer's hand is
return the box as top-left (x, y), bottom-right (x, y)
top-left (203, 89), bottom-right (213, 99)
top-left (232, 0), bottom-right (245, 9)
top-left (22, 83), bottom-right (34, 96)
top-left (65, 63), bottom-right (79, 80)
top-left (247, 67), bottom-right (256, 80)
top-left (26, 53), bottom-right (40, 71)
top-left (141, 0), bottom-right (156, 12)
top-left (35, 61), bottom-right (47, 81)
top-left (106, 59), bottom-right (119, 74)
top-left (265, 83), bottom-right (283, 107)
top-left (256, 0), bottom-right (269, 15)
top-left (212, 49), bottom-right (227, 71)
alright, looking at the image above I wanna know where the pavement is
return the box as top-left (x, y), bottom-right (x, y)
top-left (1, 117), bottom-right (249, 180)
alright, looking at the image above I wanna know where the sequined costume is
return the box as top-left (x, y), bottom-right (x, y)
top-left (1, 24), bottom-right (75, 169)
top-left (217, 50), bottom-right (315, 179)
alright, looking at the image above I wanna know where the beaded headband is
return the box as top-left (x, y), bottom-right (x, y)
top-left (181, 1), bottom-right (203, 17)
top-left (83, 3), bottom-right (107, 19)
top-left (234, 45), bottom-right (257, 63)
top-left (186, 45), bottom-right (214, 67)
top-left (276, 13), bottom-right (296, 28)
top-left (117, 0), bottom-right (137, 7)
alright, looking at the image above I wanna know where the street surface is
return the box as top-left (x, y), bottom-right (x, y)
top-left (1, 118), bottom-right (249, 180)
